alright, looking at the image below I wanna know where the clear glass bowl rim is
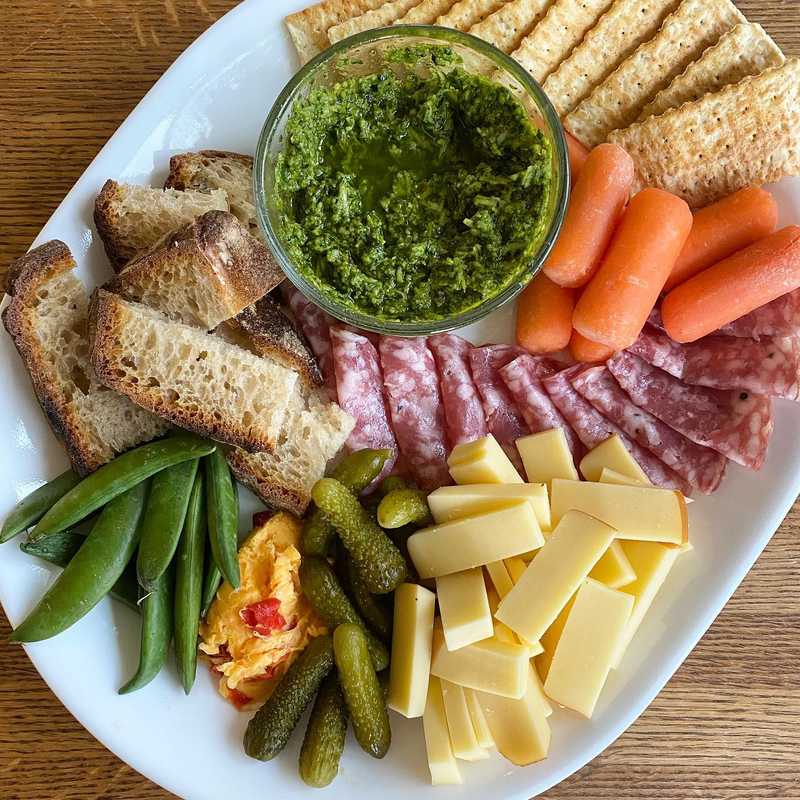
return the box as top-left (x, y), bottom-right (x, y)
top-left (253, 24), bottom-right (570, 336)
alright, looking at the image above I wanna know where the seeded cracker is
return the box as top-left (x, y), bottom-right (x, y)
top-left (608, 59), bottom-right (800, 208)
top-left (541, 0), bottom-right (681, 117)
top-left (437, 0), bottom-right (507, 31)
top-left (638, 22), bottom-right (785, 121)
top-left (564, 0), bottom-right (744, 148)
top-left (468, 0), bottom-right (553, 54)
top-left (329, 0), bottom-right (424, 42)
top-left (398, 0), bottom-right (459, 23)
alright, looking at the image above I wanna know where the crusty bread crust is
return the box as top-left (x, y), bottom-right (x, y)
top-left (165, 150), bottom-right (254, 191)
top-left (94, 180), bottom-right (128, 268)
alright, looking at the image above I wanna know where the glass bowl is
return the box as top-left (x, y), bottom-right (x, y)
top-left (254, 25), bottom-right (569, 336)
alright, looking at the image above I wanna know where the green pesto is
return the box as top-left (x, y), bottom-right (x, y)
top-left (274, 50), bottom-right (553, 322)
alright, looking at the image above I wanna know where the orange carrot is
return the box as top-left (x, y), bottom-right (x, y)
top-left (573, 188), bottom-right (693, 350)
top-left (543, 143), bottom-right (634, 289)
top-left (662, 226), bottom-right (800, 343)
top-left (565, 132), bottom-right (589, 187)
top-left (569, 331), bottom-right (615, 363)
top-left (516, 271), bottom-right (575, 353)
top-left (664, 186), bottom-right (778, 292)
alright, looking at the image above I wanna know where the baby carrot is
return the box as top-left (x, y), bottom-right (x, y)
top-left (565, 132), bottom-right (589, 187)
top-left (516, 272), bottom-right (575, 353)
top-left (573, 188), bottom-right (693, 350)
top-left (664, 187), bottom-right (778, 291)
top-left (543, 143), bottom-right (634, 288)
top-left (569, 331), bottom-right (615, 363)
top-left (662, 226), bottom-right (800, 343)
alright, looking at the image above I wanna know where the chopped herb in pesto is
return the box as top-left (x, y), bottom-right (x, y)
top-left (274, 56), bottom-right (553, 322)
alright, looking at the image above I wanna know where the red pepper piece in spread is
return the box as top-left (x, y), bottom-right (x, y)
top-left (239, 597), bottom-right (286, 636)
top-left (228, 687), bottom-right (252, 710)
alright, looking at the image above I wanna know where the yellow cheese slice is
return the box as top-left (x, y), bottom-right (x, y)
top-left (427, 483), bottom-right (551, 530)
top-left (485, 560), bottom-right (514, 598)
top-left (609, 541), bottom-right (682, 668)
top-left (599, 467), bottom-right (649, 486)
top-left (580, 434), bottom-right (651, 483)
top-left (436, 568), bottom-right (493, 651)
top-left (536, 593), bottom-right (576, 681)
top-left (423, 676), bottom-right (462, 785)
top-left (495, 510), bottom-right (616, 642)
top-left (476, 666), bottom-right (551, 765)
top-left (440, 679), bottom-right (490, 761)
top-left (544, 578), bottom-right (635, 718)
top-left (504, 556), bottom-right (527, 583)
top-left (516, 428), bottom-right (579, 484)
top-left (464, 688), bottom-right (495, 749)
top-left (387, 583), bottom-right (436, 718)
top-left (589, 541), bottom-right (637, 589)
top-left (448, 435), bottom-right (523, 484)
top-left (530, 662), bottom-right (553, 717)
top-left (430, 619), bottom-right (529, 699)
top-left (408, 502), bottom-right (544, 579)
top-left (550, 479), bottom-right (689, 545)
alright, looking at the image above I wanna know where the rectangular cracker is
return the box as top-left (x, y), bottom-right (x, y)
top-left (608, 59), bottom-right (800, 208)
top-left (329, 0), bottom-right (423, 41)
top-left (397, 0), bottom-right (459, 23)
top-left (285, 0), bottom-right (384, 63)
top-left (564, 0), bottom-right (745, 147)
top-left (437, 0), bottom-right (507, 31)
top-left (638, 22), bottom-right (785, 121)
top-left (468, 0), bottom-right (553, 54)
top-left (541, 0), bottom-right (681, 116)
top-left (510, 0), bottom-right (615, 82)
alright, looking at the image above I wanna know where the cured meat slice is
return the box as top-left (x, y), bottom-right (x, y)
top-left (571, 365), bottom-right (726, 494)
top-left (608, 351), bottom-right (773, 470)
top-left (499, 354), bottom-right (584, 462)
top-left (428, 333), bottom-right (488, 448)
top-left (629, 325), bottom-right (800, 400)
top-left (469, 344), bottom-right (530, 469)
top-left (379, 336), bottom-right (450, 491)
top-left (543, 366), bottom-right (692, 494)
top-left (330, 326), bottom-right (397, 478)
top-left (718, 288), bottom-right (800, 339)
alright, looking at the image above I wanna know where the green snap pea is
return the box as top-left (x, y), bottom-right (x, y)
top-left (298, 674), bottom-right (348, 788)
top-left (174, 470), bottom-right (206, 694)
top-left (1, 469), bottom-right (80, 543)
top-left (30, 434), bottom-right (215, 540)
top-left (11, 481), bottom-right (149, 643)
top-left (311, 478), bottom-right (407, 594)
top-left (136, 459), bottom-right (199, 591)
top-left (346, 557), bottom-right (392, 641)
top-left (333, 623), bottom-right (391, 759)
top-left (205, 449), bottom-right (240, 589)
top-left (376, 488), bottom-right (432, 530)
top-left (119, 566), bottom-right (174, 694)
top-left (302, 449), bottom-right (392, 557)
top-left (244, 634), bottom-right (334, 761)
top-left (201, 561), bottom-right (223, 618)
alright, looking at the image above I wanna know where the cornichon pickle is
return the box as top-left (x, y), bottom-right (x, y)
top-left (376, 476), bottom-right (408, 497)
top-left (333, 623), bottom-right (391, 759)
top-left (299, 557), bottom-right (389, 670)
top-left (311, 478), bottom-right (407, 594)
top-left (346, 556), bottom-right (392, 641)
top-left (244, 634), bottom-right (334, 761)
top-left (298, 674), bottom-right (348, 788)
top-left (302, 449), bottom-right (392, 557)
top-left (376, 488), bottom-right (432, 530)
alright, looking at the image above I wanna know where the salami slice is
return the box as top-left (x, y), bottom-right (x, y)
top-left (499, 354), bottom-right (584, 462)
top-left (571, 365), bottom-right (726, 494)
top-left (718, 288), bottom-right (800, 339)
top-left (542, 367), bottom-right (692, 493)
top-left (469, 345), bottom-right (531, 470)
top-left (379, 337), bottom-right (451, 491)
top-left (629, 325), bottom-right (800, 400)
top-left (608, 351), bottom-right (773, 470)
top-left (428, 333), bottom-right (488, 448)
top-left (330, 326), bottom-right (398, 478)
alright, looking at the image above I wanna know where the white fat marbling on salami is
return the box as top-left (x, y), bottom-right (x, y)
top-left (571, 365), bottom-right (726, 494)
top-left (718, 288), bottom-right (800, 339)
top-left (543, 366), bottom-right (692, 494)
top-left (608, 351), bottom-right (773, 470)
top-left (379, 336), bottom-right (450, 491)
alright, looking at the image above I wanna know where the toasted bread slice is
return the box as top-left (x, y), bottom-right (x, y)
top-left (3, 241), bottom-right (169, 474)
top-left (89, 290), bottom-right (297, 453)
top-left (106, 211), bottom-right (284, 331)
top-left (94, 180), bottom-right (228, 270)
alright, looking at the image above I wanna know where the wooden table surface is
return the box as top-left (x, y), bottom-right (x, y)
top-left (1, 1), bottom-right (799, 798)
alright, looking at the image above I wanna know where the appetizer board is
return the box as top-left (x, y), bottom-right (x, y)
top-left (1, 1), bottom-right (800, 798)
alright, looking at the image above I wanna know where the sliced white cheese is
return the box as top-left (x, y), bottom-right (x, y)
top-left (536, 593), bottom-right (576, 681)
top-left (428, 483), bottom-right (551, 530)
top-left (516, 428), bottom-right (579, 484)
top-left (423, 676), bottom-right (462, 785)
top-left (589, 541), bottom-right (637, 589)
top-left (448, 435), bottom-right (523, 484)
top-left (464, 688), bottom-right (495, 749)
top-left (599, 467), bottom-right (649, 486)
top-left (436, 568), bottom-right (493, 651)
top-left (580, 434), bottom-right (650, 483)
top-left (504, 556), bottom-right (528, 583)
top-left (530, 662), bottom-right (553, 717)
top-left (485, 560), bottom-right (514, 598)
top-left (440, 679), bottom-right (490, 761)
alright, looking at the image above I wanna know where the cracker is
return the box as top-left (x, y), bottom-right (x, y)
top-left (284, 0), bottom-right (384, 63)
top-left (329, 0), bottom-right (424, 41)
top-left (397, 0), bottom-right (459, 23)
top-left (510, 0), bottom-right (614, 82)
top-left (639, 22), bottom-right (785, 121)
top-left (468, 0), bottom-right (553, 54)
top-left (608, 59), bottom-right (800, 208)
top-left (564, 0), bottom-right (744, 147)
top-left (437, 0), bottom-right (507, 31)
top-left (541, 0), bottom-right (681, 116)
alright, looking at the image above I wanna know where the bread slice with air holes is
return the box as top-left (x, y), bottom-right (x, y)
top-left (105, 211), bottom-right (284, 331)
top-left (3, 241), bottom-right (169, 475)
top-left (94, 180), bottom-right (229, 270)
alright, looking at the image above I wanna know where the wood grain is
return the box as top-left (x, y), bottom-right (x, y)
top-left (0, 1), bottom-right (798, 798)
